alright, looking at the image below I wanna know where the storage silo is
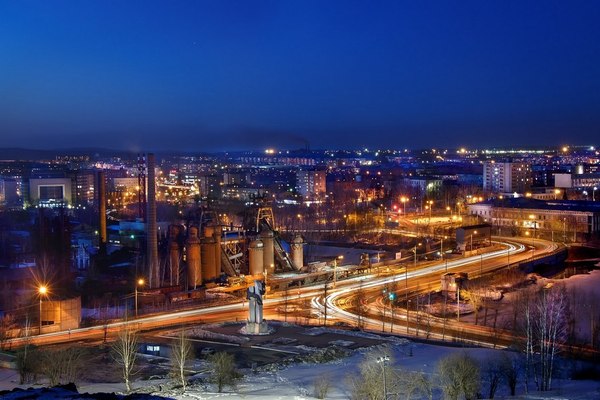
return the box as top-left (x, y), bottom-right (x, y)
top-left (248, 239), bottom-right (264, 276)
top-left (260, 230), bottom-right (275, 274)
top-left (168, 224), bottom-right (181, 286)
top-left (204, 225), bottom-right (215, 238)
top-left (201, 236), bottom-right (217, 281)
top-left (186, 226), bottom-right (202, 289)
top-left (291, 235), bottom-right (304, 270)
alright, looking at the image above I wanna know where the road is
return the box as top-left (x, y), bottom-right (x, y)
top-left (320, 237), bottom-right (561, 347)
top-left (7, 236), bottom-right (561, 349)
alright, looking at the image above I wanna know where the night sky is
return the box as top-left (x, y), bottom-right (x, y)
top-left (1, 1), bottom-right (599, 151)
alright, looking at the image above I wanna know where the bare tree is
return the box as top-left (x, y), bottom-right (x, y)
top-left (500, 352), bottom-right (521, 396)
top-left (403, 370), bottom-right (433, 400)
top-left (39, 346), bottom-right (85, 386)
top-left (15, 315), bottom-right (36, 384)
top-left (112, 326), bottom-right (139, 392)
top-left (523, 286), bottom-right (567, 391)
top-left (170, 328), bottom-right (192, 391)
top-left (207, 351), bottom-right (242, 393)
top-left (313, 374), bottom-right (331, 399)
top-left (436, 352), bottom-right (480, 400)
top-left (482, 355), bottom-right (502, 399)
top-left (347, 347), bottom-right (399, 400)
top-left (462, 285), bottom-right (483, 325)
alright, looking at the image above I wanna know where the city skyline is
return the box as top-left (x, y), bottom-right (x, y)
top-left (2, 1), bottom-right (600, 151)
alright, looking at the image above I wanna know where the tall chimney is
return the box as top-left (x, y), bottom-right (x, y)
top-left (98, 170), bottom-right (107, 253)
top-left (146, 153), bottom-right (159, 288)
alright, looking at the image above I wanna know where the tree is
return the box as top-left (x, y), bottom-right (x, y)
top-left (313, 374), bottom-right (331, 399)
top-left (436, 352), bottom-right (480, 400)
top-left (170, 328), bottom-right (192, 391)
top-left (15, 344), bottom-right (38, 384)
top-left (112, 326), bottom-right (139, 392)
top-left (500, 352), bottom-right (521, 396)
top-left (482, 355), bottom-right (502, 399)
top-left (207, 351), bottom-right (242, 393)
top-left (403, 371), bottom-right (433, 400)
top-left (39, 347), bottom-right (85, 386)
top-left (15, 316), bottom-right (36, 384)
top-left (523, 286), bottom-right (567, 391)
top-left (347, 348), bottom-right (399, 400)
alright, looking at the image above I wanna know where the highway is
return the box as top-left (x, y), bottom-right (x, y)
top-left (7, 236), bottom-right (562, 349)
top-left (320, 237), bottom-right (561, 347)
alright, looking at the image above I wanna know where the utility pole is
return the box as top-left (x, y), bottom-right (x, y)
top-left (323, 281), bottom-right (328, 327)
top-left (377, 356), bottom-right (390, 400)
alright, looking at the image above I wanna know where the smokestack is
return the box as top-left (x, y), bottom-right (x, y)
top-left (146, 153), bottom-right (159, 288)
top-left (98, 170), bottom-right (107, 253)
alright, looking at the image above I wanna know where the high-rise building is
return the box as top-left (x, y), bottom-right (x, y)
top-left (483, 161), bottom-right (532, 194)
top-left (296, 169), bottom-right (326, 198)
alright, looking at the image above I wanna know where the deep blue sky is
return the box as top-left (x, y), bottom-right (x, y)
top-left (1, 1), bottom-right (599, 151)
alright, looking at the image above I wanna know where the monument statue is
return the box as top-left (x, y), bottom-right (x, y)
top-left (245, 279), bottom-right (270, 334)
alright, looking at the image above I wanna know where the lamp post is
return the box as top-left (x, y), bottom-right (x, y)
top-left (38, 285), bottom-right (47, 334)
top-left (594, 186), bottom-right (597, 201)
top-left (135, 278), bottom-right (144, 317)
top-left (407, 243), bottom-right (421, 334)
top-left (377, 356), bottom-right (390, 400)
top-left (333, 255), bottom-right (343, 288)
top-left (427, 200), bottom-right (433, 223)
top-left (468, 230), bottom-right (478, 256)
top-left (529, 214), bottom-right (536, 260)
top-left (401, 196), bottom-right (408, 216)
top-left (440, 236), bottom-right (448, 272)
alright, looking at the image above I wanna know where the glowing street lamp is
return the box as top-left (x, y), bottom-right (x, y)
top-left (39, 285), bottom-right (48, 334)
top-left (135, 278), bottom-right (144, 317)
top-left (400, 197), bottom-right (408, 215)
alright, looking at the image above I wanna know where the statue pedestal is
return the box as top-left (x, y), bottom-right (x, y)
top-left (243, 321), bottom-right (271, 335)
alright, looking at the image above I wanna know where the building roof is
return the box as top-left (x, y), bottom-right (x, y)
top-left (475, 197), bottom-right (600, 213)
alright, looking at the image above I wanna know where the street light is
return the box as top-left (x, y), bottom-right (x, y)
top-left (333, 255), bottom-right (343, 288)
top-left (529, 214), bottom-right (536, 260)
top-left (440, 236), bottom-right (448, 272)
top-left (135, 278), bottom-right (144, 317)
top-left (407, 243), bottom-right (421, 334)
top-left (467, 230), bottom-right (478, 256)
top-left (39, 285), bottom-right (47, 334)
top-left (377, 356), bottom-right (390, 400)
top-left (593, 186), bottom-right (598, 202)
top-left (400, 197), bottom-right (408, 215)
top-left (426, 200), bottom-right (433, 223)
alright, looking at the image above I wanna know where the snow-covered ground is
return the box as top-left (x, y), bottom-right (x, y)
top-left (2, 329), bottom-right (599, 399)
